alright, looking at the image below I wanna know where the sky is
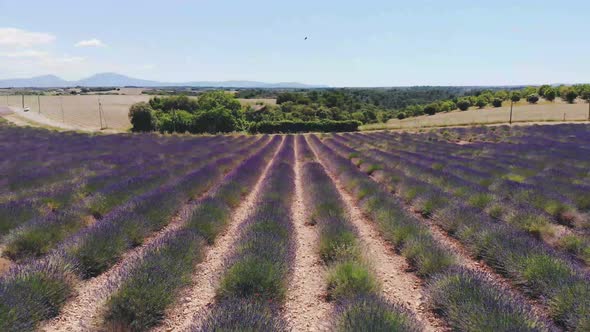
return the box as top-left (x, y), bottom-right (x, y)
top-left (0, 0), bottom-right (589, 87)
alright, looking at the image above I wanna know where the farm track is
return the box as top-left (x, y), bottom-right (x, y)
top-left (283, 137), bottom-right (331, 331)
top-left (309, 137), bottom-right (447, 332)
top-left (332, 141), bottom-right (561, 329)
top-left (39, 142), bottom-right (260, 332)
top-left (152, 137), bottom-right (285, 332)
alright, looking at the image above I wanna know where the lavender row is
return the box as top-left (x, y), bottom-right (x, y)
top-left (371, 128), bottom-right (590, 218)
top-left (337, 132), bottom-right (590, 265)
top-left (194, 136), bottom-right (295, 331)
top-left (103, 136), bottom-right (281, 331)
top-left (309, 135), bottom-right (550, 331)
top-left (0, 131), bottom-right (237, 237)
top-left (325, 134), bottom-right (589, 330)
top-left (2, 136), bottom-right (253, 261)
top-left (0, 124), bottom-right (227, 199)
top-left (0, 136), bottom-right (263, 331)
top-left (302, 136), bottom-right (422, 331)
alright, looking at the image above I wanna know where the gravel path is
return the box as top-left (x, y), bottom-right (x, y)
top-left (40, 197), bottom-right (202, 331)
top-left (308, 137), bottom-right (446, 332)
top-left (152, 137), bottom-right (284, 332)
top-left (283, 136), bottom-right (332, 331)
top-left (40, 152), bottom-right (254, 331)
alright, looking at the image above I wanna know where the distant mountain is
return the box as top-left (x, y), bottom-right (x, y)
top-left (75, 73), bottom-right (162, 87)
top-left (0, 73), bottom-right (328, 88)
top-left (0, 75), bottom-right (69, 88)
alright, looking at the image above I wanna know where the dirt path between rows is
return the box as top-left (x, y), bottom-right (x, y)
top-left (152, 137), bottom-right (284, 332)
top-left (325, 137), bottom-right (560, 328)
top-left (368, 170), bottom-right (559, 327)
top-left (308, 137), bottom-right (446, 332)
top-left (421, 216), bottom-right (558, 328)
top-left (0, 251), bottom-right (11, 275)
top-left (283, 137), bottom-right (332, 331)
top-left (40, 151), bottom-right (258, 331)
top-left (40, 197), bottom-right (203, 331)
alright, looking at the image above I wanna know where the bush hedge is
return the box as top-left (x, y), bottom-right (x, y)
top-left (249, 120), bottom-right (360, 134)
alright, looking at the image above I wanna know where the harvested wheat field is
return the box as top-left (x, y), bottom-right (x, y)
top-left (1, 121), bottom-right (589, 331)
top-left (364, 101), bottom-right (590, 130)
top-left (1, 95), bottom-right (276, 132)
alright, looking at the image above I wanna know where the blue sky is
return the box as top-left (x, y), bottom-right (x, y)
top-left (0, 0), bottom-right (588, 86)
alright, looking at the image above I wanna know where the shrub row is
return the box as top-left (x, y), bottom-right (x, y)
top-left (71, 139), bottom-right (262, 279)
top-left (249, 120), bottom-right (361, 134)
top-left (309, 135), bottom-right (549, 331)
top-left (1, 135), bottom-right (237, 259)
top-left (323, 134), bottom-right (589, 330)
top-left (301, 137), bottom-right (422, 330)
top-left (196, 136), bottom-right (296, 330)
top-left (104, 136), bottom-right (281, 330)
top-left (0, 138), bottom-right (261, 331)
top-left (336, 132), bottom-right (590, 265)
top-left (2, 137), bottom-right (244, 261)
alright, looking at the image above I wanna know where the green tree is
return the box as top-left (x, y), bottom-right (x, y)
top-left (198, 91), bottom-right (241, 113)
top-left (544, 88), bottom-right (557, 102)
top-left (193, 107), bottom-right (238, 134)
top-left (492, 98), bottom-right (503, 107)
top-left (538, 85), bottom-right (551, 97)
top-left (479, 92), bottom-right (494, 104)
top-left (560, 87), bottom-right (578, 103)
top-left (128, 102), bottom-right (156, 132)
top-left (149, 95), bottom-right (199, 113)
top-left (577, 85), bottom-right (590, 102)
top-left (475, 96), bottom-right (488, 109)
top-left (495, 90), bottom-right (509, 101)
top-left (521, 86), bottom-right (537, 97)
top-left (510, 92), bottom-right (521, 103)
top-left (438, 100), bottom-right (456, 113)
top-left (527, 94), bottom-right (540, 104)
top-left (423, 103), bottom-right (439, 115)
top-left (457, 99), bottom-right (471, 111)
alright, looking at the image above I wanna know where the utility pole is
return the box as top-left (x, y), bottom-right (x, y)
top-left (38, 95), bottom-right (41, 114)
top-left (21, 95), bottom-right (24, 109)
top-left (509, 100), bottom-right (514, 125)
top-left (60, 96), bottom-right (65, 123)
top-left (98, 96), bottom-right (104, 129)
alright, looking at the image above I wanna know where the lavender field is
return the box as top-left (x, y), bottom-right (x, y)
top-left (1, 122), bottom-right (589, 331)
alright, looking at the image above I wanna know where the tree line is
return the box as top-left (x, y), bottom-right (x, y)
top-left (395, 84), bottom-right (590, 119)
top-left (130, 85), bottom-right (590, 134)
top-left (128, 91), bottom-right (361, 134)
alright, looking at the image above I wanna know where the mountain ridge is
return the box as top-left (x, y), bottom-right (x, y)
top-left (0, 72), bottom-right (328, 88)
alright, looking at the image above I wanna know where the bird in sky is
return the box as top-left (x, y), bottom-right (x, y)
top-left (304, 37), bottom-right (308, 40)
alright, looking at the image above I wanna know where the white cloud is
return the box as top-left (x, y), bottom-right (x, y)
top-left (0, 50), bottom-right (49, 58)
top-left (0, 28), bottom-right (55, 47)
top-left (75, 38), bottom-right (106, 47)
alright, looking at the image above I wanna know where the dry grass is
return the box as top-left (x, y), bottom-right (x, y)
top-left (1, 95), bottom-right (277, 131)
top-left (237, 98), bottom-right (277, 106)
top-left (4, 95), bottom-right (148, 131)
top-left (363, 101), bottom-right (590, 131)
